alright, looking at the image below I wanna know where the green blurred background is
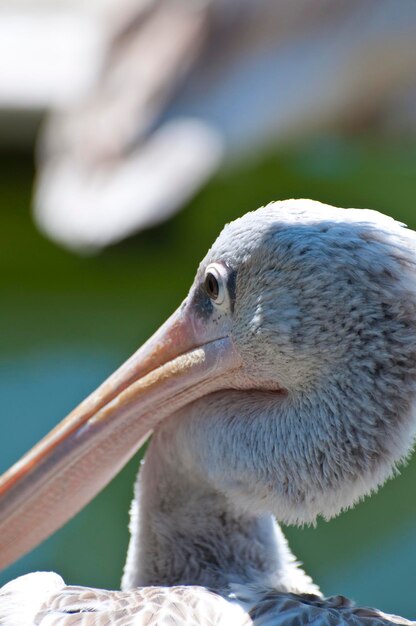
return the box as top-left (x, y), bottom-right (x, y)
top-left (1, 134), bottom-right (416, 617)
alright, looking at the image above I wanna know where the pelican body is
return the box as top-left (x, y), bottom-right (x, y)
top-left (1, 199), bottom-right (416, 625)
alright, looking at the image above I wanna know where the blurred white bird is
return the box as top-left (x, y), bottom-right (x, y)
top-left (1, 1), bottom-right (416, 250)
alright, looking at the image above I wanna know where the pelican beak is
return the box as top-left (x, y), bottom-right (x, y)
top-left (0, 299), bottom-right (241, 570)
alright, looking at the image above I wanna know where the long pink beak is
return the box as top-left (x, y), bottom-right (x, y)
top-left (0, 299), bottom-right (242, 570)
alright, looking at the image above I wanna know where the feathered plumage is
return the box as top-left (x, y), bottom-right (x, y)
top-left (1, 200), bottom-right (416, 625)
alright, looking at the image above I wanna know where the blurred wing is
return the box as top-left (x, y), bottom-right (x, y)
top-left (41, 0), bottom-right (213, 155)
top-left (33, 0), bottom-right (218, 253)
top-left (35, 119), bottom-right (223, 252)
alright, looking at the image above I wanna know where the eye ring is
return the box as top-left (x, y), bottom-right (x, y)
top-left (203, 263), bottom-right (227, 305)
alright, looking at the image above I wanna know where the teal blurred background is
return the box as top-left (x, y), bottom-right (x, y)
top-left (1, 135), bottom-right (416, 617)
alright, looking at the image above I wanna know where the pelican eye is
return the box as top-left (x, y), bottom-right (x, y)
top-left (203, 264), bottom-right (227, 305)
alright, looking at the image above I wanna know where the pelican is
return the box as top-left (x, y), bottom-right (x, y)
top-left (1, 199), bottom-right (416, 625)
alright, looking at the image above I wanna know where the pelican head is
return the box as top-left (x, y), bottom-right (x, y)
top-left (171, 199), bottom-right (416, 524)
top-left (1, 199), bottom-right (416, 568)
